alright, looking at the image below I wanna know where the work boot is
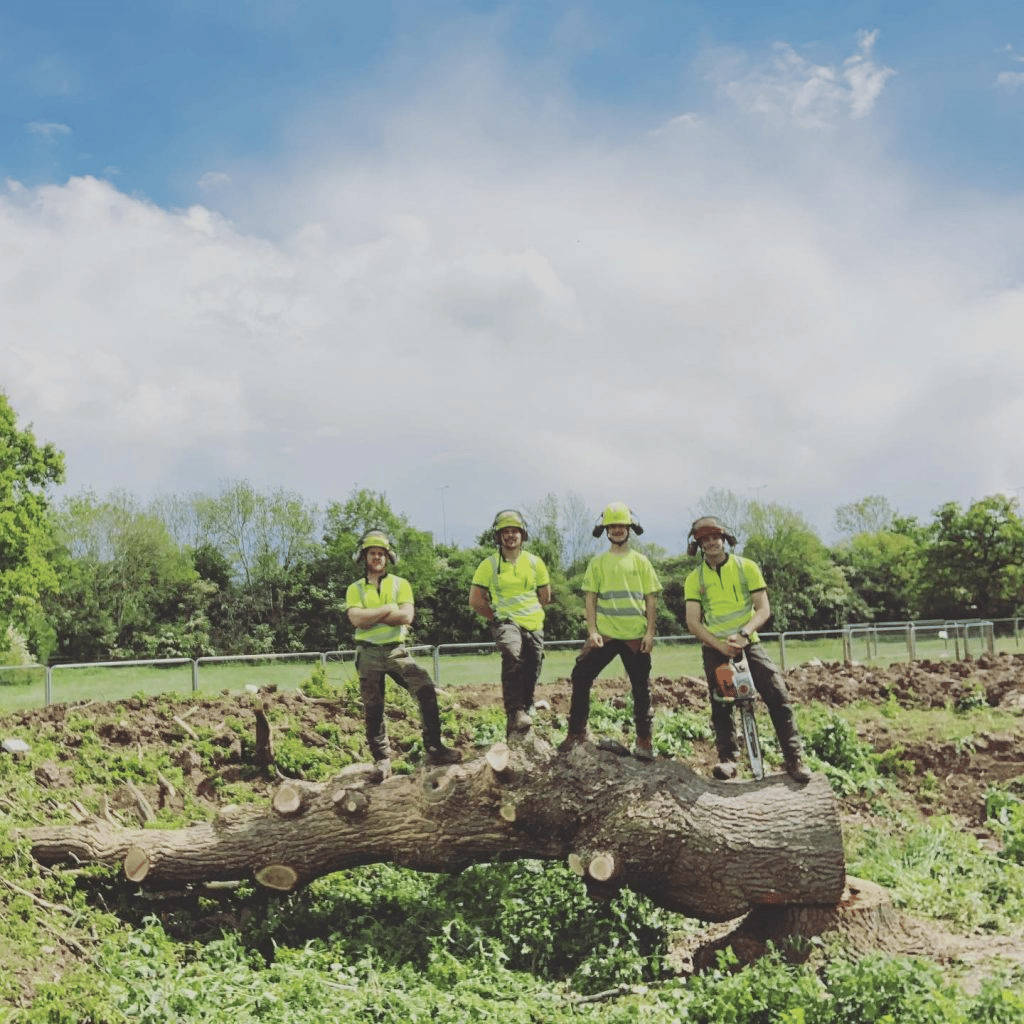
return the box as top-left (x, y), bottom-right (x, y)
top-left (785, 755), bottom-right (812, 783)
top-left (632, 738), bottom-right (655, 762)
top-left (419, 688), bottom-right (461, 761)
top-left (507, 709), bottom-right (532, 735)
top-left (425, 744), bottom-right (463, 767)
top-left (558, 731), bottom-right (588, 753)
top-left (713, 761), bottom-right (738, 780)
top-left (768, 701), bottom-right (810, 782)
top-left (374, 758), bottom-right (392, 781)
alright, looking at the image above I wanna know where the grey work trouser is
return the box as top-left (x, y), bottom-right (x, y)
top-left (356, 643), bottom-right (440, 761)
top-left (701, 643), bottom-right (804, 762)
top-left (491, 620), bottom-right (544, 716)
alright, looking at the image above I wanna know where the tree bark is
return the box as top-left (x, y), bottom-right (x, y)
top-left (25, 734), bottom-right (845, 921)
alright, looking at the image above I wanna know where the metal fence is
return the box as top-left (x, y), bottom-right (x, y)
top-left (0, 617), bottom-right (1018, 710)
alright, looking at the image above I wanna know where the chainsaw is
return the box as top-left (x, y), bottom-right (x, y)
top-left (712, 653), bottom-right (764, 780)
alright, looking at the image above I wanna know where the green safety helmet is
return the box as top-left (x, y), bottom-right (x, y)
top-left (592, 502), bottom-right (644, 537)
top-left (353, 528), bottom-right (399, 564)
top-left (492, 509), bottom-right (529, 542)
top-left (686, 516), bottom-right (737, 556)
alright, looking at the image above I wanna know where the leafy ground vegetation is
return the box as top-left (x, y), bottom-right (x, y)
top-left (1, 653), bottom-right (1024, 1022)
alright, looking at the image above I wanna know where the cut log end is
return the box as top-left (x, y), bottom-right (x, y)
top-left (255, 864), bottom-right (299, 892)
top-left (486, 743), bottom-right (511, 774)
top-left (124, 846), bottom-right (150, 883)
top-left (588, 852), bottom-right (616, 882)
top-left (272, 783), bottom-right (304, 816)
top-left (332, 788), bottom-right (369, 816)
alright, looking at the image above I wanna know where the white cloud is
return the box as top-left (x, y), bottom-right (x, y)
top-left (996, 70), bottom-right (1024, 90)
top-left (26, 122), bottom-right (71, 141)
top-left (2, 35), bottom-right (1022, 546)
top-left (843, 30), bottom-right (896, 117)
top-left (198, 171), bottom-right (232, 192)
top-left (719, 29), bottom-right (895, 128)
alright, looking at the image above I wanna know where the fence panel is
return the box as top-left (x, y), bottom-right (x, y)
top-left (4, 617), bottom-right (1014, 713)
top-left (0, 664), bottom-right (50, 712)
top-left (194, 653), bottom-right (326, 695)
top-left (48, 658), bottom-right (196, 706)
top-left (991, 618), bottom-right (1022, 653)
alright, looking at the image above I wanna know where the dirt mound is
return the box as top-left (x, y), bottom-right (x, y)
top-left (785, 650), bottom-right (1024, 712)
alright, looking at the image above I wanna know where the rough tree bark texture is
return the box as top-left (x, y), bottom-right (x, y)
top-left (26, 734), bottom-right (846, 921)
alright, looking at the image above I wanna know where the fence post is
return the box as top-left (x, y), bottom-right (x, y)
top-left (434, 646), bottom-right (442, 685)
top-left (842, 628), bottom-right (852, 665)
top-left (45, 665), bottom-right (53, 707)
top-left (191, 660), bottom-right (199, 693)
top-left (778, 633), bottom-right (787, 672)
top-left (906, 623), bottom-right (916, 662)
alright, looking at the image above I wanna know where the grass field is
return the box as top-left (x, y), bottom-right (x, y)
top-left (0, 627), bottom-right (1019, 713)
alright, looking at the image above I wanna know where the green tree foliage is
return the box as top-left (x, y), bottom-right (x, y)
top-left (424, 544), bottom-right (495, 645)
top-left (742, 502), bottom-right (863, 630)
top-left (0, 393), bottom-right (65, 661)
top-left (189, 481), bottom-right (321, 648)
top-left (915, 495), bottom-right (1024, 619)
top-left (656, 554), bottom-right (692, 632)
top-left (832, 529), bottom-right (922, 622)
top-left (49, 491), bottom-right (210, 661)
top-left (833, 494), bottom-right (898, 539)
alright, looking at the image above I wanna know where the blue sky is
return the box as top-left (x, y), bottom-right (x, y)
top-left (3, 1), bottom-right (1024, 550)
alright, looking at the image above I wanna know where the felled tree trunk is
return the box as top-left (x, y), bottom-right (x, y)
top-left (26, 734), bottom-right (845, 921)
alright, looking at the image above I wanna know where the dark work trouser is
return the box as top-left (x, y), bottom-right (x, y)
top-left (701, 643), bottom-right (804, 762)
top-left (491, 621), bottom-right (544, 716)
top-left (356, 643), bottom-right (443, 761)
top-left (567, 637), bottom-right (652, 741)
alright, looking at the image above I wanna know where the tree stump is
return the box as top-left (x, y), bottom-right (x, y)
top-left (692, 876), bottom-right (912, 969)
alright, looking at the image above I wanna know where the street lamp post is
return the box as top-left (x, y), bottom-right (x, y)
top-left (439, 485), bottom-right (450, 546)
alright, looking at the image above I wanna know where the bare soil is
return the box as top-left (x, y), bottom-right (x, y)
top-left (4, 650), bottom-right (1024, 996)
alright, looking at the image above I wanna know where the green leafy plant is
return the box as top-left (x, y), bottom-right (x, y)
top-left (986, 788), bottom-right (1024, 865)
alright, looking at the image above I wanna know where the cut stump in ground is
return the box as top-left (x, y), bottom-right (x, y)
top-left (688, 875), bottom-right (1023, 976)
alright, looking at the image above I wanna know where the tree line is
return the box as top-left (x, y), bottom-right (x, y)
top-left (1, 392), bottom-right (1022, 666)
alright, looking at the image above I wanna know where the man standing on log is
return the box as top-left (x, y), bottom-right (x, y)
top-left (469, 509), bottom-right (552, 736)
top-left (683, 516), bottom-right (811, 783)
top-left (559, 502), bottom-right (661, 761)
top-left (346, 529), bottom-right (462, 777)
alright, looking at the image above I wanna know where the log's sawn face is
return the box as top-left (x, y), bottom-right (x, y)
top-left (25, 731), bottom-right (846, 923)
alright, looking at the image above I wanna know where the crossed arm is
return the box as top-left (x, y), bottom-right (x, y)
top-left (347, 603), bottom-right (414, 629)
